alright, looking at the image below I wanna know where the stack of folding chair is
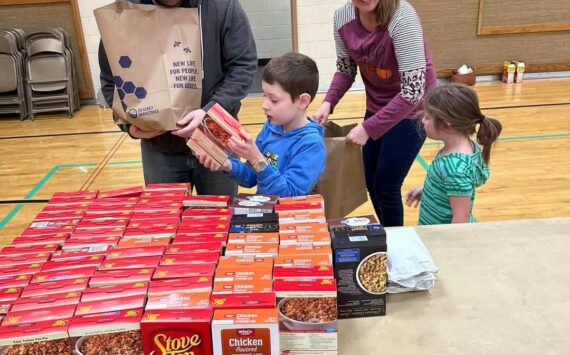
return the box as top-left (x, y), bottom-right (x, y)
top-left (0, 29), bottom-right (27, 120)
top-left (25, 27), bottom-right (79, 119)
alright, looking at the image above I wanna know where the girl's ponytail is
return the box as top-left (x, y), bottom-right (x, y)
top-left (476, 116), bottom-right (502, 164)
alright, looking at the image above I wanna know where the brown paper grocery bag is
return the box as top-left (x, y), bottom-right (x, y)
top-left (314, 121), bottom-right (368, 219)
top-left (95, 1), bottom-right (202, 131)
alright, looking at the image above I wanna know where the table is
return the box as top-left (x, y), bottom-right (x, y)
top-left (339, 218), bottom-right (570, 354)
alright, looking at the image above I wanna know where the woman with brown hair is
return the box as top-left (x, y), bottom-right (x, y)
top-left (314, 0), bottom-right (437, 227)
top-left (405, 83), bottom-right (502, 225)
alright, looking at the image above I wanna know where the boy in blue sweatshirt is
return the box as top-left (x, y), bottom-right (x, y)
top-left (197, 52), bottom-right (326, 197)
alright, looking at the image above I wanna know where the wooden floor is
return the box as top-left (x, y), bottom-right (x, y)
top-left (1, 78), bottom-right (569, 243)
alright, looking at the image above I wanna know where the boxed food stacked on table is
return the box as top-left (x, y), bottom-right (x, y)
top-left (273, 195), bottom-right (338, 355)
top-left (330, 217), bottom-right (387, 318)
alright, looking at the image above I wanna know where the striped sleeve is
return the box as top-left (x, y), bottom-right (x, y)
top-left (442, 158), bottom-right (474, 196)
top-left (333, 4), bottom-right (357, 78)
top-left (388, 1), bottom-right (427, 72)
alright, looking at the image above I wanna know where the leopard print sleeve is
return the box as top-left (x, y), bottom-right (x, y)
top-left (400, 68), bottom-right (426, 104)
top-left (336, 57), bottom-right (357, 78)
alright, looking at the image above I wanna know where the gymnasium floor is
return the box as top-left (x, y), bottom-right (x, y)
top-left (1, 78), bottom-right (569, 243)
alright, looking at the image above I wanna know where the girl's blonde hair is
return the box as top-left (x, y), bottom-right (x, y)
top-left (375, 0), bottom-right (400, 28)
top-left (424, 83), bottom-right (502, 164)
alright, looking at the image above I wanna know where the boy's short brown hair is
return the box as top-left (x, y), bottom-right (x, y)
top-left (262, 52), bottom-right (319, 103)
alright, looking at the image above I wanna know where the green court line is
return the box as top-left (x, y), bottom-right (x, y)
top-left (0, 161), bottom-right (142, 229)
top-left (2, 130), bottom-right (569, 230)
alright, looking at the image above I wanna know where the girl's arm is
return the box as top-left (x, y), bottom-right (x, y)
top-left (449, 196), bottom-right (471, 223)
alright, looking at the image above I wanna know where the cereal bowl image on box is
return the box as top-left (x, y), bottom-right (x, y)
top-left (356, 252), bottom-right (387, 295)
top-left (277, 297), bottom-right (337, 332)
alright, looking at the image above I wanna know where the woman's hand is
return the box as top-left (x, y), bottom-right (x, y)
top-left (405, 187), bottom-right (423, 208)
top-left (313, 102), bottom-right (332, 125)
top-left (346, 124), bottom-right (370, 146)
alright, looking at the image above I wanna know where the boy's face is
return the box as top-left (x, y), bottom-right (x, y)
top-left (261, 81), bottom-right (304, 126)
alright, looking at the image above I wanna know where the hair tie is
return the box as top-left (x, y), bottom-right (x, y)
top-left (478, 115), bottom-right (485, 124)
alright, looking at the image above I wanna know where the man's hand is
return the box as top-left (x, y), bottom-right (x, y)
top-left (313, 102), bottom-right (332, 125)
top-left (405, 187), bottom-right (423, 208)
top-left (227, 131), bottom-right (264, 163)
top-left (346, 123), bottom-right (370, 146)
top-left (172, 109), bottom-right (207, 138)
top-left (129, 125), bottom-right (165, 139)
top-left (196, 153), bottom-right (232, 173)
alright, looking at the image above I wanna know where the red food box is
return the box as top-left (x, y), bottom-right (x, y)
top-left (210, 292), bottom-right (276, 309)
top-left (62, 236), bottom-right (120, 251)
top-left (172, 233), bottom-right (227, 247)
top-left (75, 294), bottom-right (146, 316)
top-left (97, 186), bottom-right (144, 199)
top-left (0, 287), bottom-right (21, 305)
top-left (11, 233), bottom-right (67, 246)
top-left (0, 252), bottom-right (50, 268)
top-left (182, 195), bottom-right (230, 208)
top-left (146, 182), bottom-right (191, 192)
top-left (19, 225), bottom-right (75, 237)
top-left (69, 227), bottom-right (125, 239)
top-left (105, 246), bottom-right (165, 259)
top-left (0, 244), bottom-right (59, 257)
top-left (140, 189), bottom-right (187, 198)
top-left (3, 304), bottom-right (76, 325)
top-left (40, 255), bottom-right (104, 272)
top-left (89, 268), bottom-right (154, 286)
top-left (153, 264), bottom-right (216, 280)
top-left (81, 281), bottom-right (149, 302)
top-left (86, 202), bottom-right (136, 214)
top-left (68, 308), bottom-right (143, 355)
top-left (21, 277), bottom-right (89, 298)
top-left (0, 263), bottom-right (44, 278)
top-left (128, 218), bottom-right (180, 228)
top-left (176, 222), bottom-right (229, 234)
top-left (137, 195), bottom-right (185, 204)
top-left (50, 246), bottom-right (109, 261)
top-left (145, 291), bottom-right (211, 310)
top-left (50, 190), bottom-right (98, 201)
top-left (159, 253), bottom-right (219, 266)
top-left (28, 218), bottom-right (80, 228)
top-left (227, 232), bottom-right (279, 244)
top-left (181, 207), bottom-right (231, 219)
top-left (11, 290), bottom-right (81, 312)
top-left (34, 210), bottom-right (85, 221)
top-left (165, 243), bottom-right (223, 255)
top-left (116, 237), bottom-right (171, 249)
top-left (100, 255), bottom-right (160, 270)
top-left (31, 266), bottom-right (96, 284)
top-left (273, 265), bottom-right (334, 280)
top-left (0, 275), bottom-right (31, 290)
top-left (129, 209), bottom-right (181, 222)
top-left (82, 210), bottom-right (132, 220)
top-left (148, 277), bottom-right (213, 296)
top-left (133, 202), bottom-right (182, 213)
top-left (123, 224), bottom-right (178, 239)
top-left (217, 256), bottom-right (274, 271)
top-left (141, 309), bottom-right (213, 355)
top-left (0, 318), bottom-right (73, 354)
top-left (278, 211), bottom-right (326, 225)
top-left (75, 218), bottom-right (129, 229)
top-left (40, 202), bottom-right (90, 213)
top-left (179, 215), bottom-right (231, 224)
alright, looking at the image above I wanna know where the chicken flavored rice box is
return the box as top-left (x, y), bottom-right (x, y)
top-left (210, 292), bottom-right (276, 309)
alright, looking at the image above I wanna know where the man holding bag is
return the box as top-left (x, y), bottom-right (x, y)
top-left (98, 0), bottom-right (257, 196)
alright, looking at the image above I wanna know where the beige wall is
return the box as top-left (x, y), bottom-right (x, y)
top-left (294, 0), bottom-right (570, 91)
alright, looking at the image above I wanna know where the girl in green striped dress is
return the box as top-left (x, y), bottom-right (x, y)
top-left (406, 84), bottom-right (502, 225)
